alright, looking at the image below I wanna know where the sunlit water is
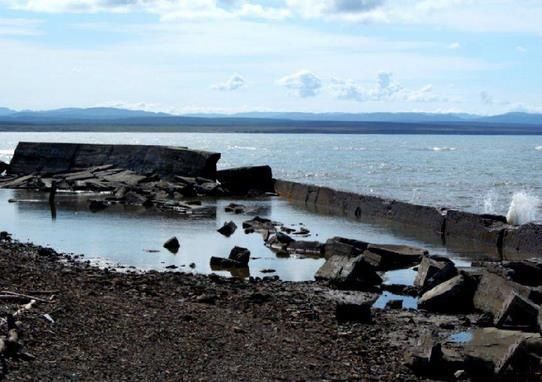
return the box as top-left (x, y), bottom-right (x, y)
top-left (1, 132), bottom-right (541, 216)
top-left (1, 189), bottom-right (476, 282)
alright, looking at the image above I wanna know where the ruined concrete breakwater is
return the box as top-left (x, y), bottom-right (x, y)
top-left (8, 142), bottom-right (221, 179)
top-left (274, 179), bottom-right (542, 259)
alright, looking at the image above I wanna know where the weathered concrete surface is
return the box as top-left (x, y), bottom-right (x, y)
top-left (502, 222), bottom-right (542, 259)
top-left (472, 271), bottom-right (539, 330)
top-left (8, 142), bottom-right (221, 178)
top-left (414, 255), bottom-right (457, 293)
top-left (444, 210), bottom-right (509, 247)
top-left (363, 243), bottom-right (426, 271)
top-left (315, 254), bottom-right (382, 289)
top-left (274, 179), bottom-right (542, 259)
top-left (463, 328), bottom-right (541, 379)
top-left (323, 237), bottom-right (369, 259)
top-left (418, 275), bottom-right (474, 313)
top-left (217, 165), bottom-right (274, 194)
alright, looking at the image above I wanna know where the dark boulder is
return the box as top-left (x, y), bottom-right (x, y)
top-left (217, 221), bottom-right (237, 237)
top-left (502, 259), bottom-right (542, 286)
top-left (163, 237), bottom-right (180, 253)
top-left (217, 165), bottom-right (274, 195)
top-left (229, 246), bottom-right (250, 266)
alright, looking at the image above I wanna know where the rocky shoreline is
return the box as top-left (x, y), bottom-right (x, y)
top-left (0, 233), bottom-right (449, 381)
top-left (3, 142), bottom-right (542, 380)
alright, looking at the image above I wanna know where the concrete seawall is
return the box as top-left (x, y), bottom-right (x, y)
top-left (8, 142), bottom-right (221, 179)
top-left (274, 179), bottom-right (542, 259)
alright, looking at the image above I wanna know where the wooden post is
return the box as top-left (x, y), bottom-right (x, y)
top-left (49, 181), bottom-right (57, 220)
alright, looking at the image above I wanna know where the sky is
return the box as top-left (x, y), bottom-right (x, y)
top-left (0, 0), bottom-right (541, 115)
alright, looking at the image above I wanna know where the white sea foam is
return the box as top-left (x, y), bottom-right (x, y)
top-left (536, 145), bottom-right (542, 151)
top-left (431, 146), bottom-right (456, 152)
top-left (506, 191), bottom-right (541, 225)
top-left (228, 145), bottom-right (257, 151)
top-left (483, 191), bottom-right (498, 214)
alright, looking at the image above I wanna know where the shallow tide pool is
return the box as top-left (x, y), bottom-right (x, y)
top-left (1, 188), bottom-right (483, 282)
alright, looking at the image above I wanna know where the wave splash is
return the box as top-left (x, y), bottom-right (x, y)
top-left (506, 191), bottom-right (541, 225)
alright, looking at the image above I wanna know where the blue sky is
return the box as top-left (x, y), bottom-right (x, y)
top-left (0, 0), bottom-right (540, 115)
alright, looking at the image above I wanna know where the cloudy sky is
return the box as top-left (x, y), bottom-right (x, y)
top-left (0, 0), bottom-right (541, 114)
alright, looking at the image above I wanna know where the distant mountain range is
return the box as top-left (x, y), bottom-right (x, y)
top-left (0, 107), bottom-right (541, 134)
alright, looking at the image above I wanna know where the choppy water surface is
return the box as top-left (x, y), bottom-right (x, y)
top-left (1, 132), bottom-right (541, 216)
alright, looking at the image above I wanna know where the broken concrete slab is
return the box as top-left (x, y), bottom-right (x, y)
top-left (217, 165), bottom-right (274, 194)
top-left (8, 142), bottom-right (221, 179)
top-left (363, 243), bottom-right (426, 270)
top-left (315, 254), bottom-right (382, 290)
top-left (323, 237), bottom-right (369, 259)
top-left (286, 240), bottom-right (324, 256)
top-left (415, 255), bottom-right (458, 293)
top-left (405, 334), bottom-right (443, 376)
top-left (473, 271), bottom-right (539, 330)
top-left (444, 210), bottom-right (509, 247)
top-left (503, 222), bottom-right (542, 259)
top-left (418, 275), bottom-right (474, 313)
top-left (463, 328), bottom-right (541, 379)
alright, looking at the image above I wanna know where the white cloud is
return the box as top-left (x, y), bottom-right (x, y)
top-left (516, 45), bottom-right (527, 54)
top-left (278, 70), bottom-right (322, 98)
top-left (448, 42), bottom-right (460, 49)
top-left (329, 72), bottom-right (444, 103)
top-left (212, 73), bottom-right (245, 91)
top-left (5, 0), bottom-right (542, 35)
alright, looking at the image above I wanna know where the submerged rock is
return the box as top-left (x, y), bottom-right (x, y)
top-left (88, 199), bottom-right (109, 212)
